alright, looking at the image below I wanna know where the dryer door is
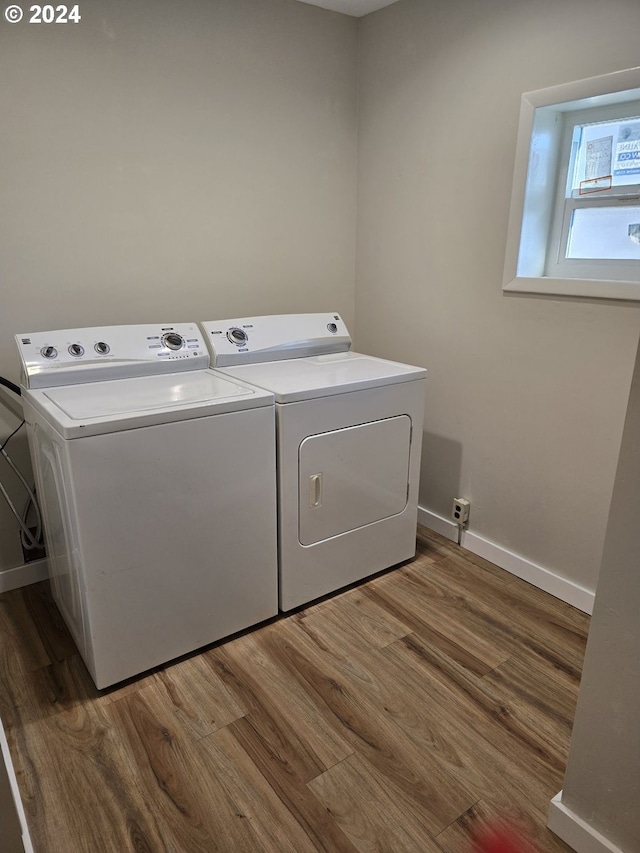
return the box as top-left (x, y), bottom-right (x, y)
top-left (298, 415), bottom-right (411, 546)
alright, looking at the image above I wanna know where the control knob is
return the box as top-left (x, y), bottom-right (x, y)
top-left (68, 344), bottom-right (84, 357)
top-left (41, 346), bottom-right (57, 359)
top-left (94, 341), bottom-right (110, 355)
top-left (162, 332), bottom-right (184, 351)
top-left (227, 328), bottom-right (248, 346)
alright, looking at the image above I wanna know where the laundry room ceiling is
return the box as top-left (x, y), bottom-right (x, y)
top-left (294, 0), bottom-right (400, 16)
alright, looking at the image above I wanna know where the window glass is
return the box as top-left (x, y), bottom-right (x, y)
top-left (569, 118), bottom-right (640, 193)
top-left (566, 206), bottom-right (640, 260)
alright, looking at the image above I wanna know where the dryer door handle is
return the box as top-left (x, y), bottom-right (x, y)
top-left (309, 473), bottom-right (323, 508)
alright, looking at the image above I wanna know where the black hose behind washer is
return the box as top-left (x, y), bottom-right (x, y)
top-left (0, 376), bottom-right (21, 397)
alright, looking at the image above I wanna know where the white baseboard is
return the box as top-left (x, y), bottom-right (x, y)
top-left (417, 506), bottom-right (594, 615)
top-left (417, 507), bottom-right (458, 542)
top-left (548, 792), bottom-right (626, 853)
top-left (0, 558), bottom-right (48, 593)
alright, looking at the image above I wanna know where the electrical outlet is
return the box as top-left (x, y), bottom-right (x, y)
top-left (451, 498), bottom-right (470, 525)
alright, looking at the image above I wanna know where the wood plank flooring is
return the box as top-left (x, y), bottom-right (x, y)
top-left (0, 527), bottom-right (590, 852)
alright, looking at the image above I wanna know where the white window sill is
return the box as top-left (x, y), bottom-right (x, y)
top-left (503, 275), bottom-right (640, 301)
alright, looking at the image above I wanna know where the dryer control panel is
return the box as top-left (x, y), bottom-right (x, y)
top-left (15, 323), bottom-right (209, 389)
top-left (201, 313), bottom-right (351, 367)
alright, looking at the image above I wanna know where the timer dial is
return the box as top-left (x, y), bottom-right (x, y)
top-left (162, 332), bottom-right (184, 351)
top-left (41, 346), bottom-right (58, 359)
top-left (227, 328), bottom-right (248, 346)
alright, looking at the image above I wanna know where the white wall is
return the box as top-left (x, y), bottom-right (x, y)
top-left (0, 0), bottom-right (358, 576)
top-left (549, 335), bottom-right (640, 853)
top-left (356, 0), bottom-right (640, 597)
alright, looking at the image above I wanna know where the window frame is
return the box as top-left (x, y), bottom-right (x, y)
top-left (503, 67), bottom-right (640, 301)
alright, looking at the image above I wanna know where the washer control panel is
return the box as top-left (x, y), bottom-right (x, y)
top-left (201, 313), bottom-right (351, 367)
top-left (16, 323), bottom-right (210, 389)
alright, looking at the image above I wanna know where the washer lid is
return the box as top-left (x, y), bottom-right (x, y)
top-left (26, 370), bottom-right (274, 438)
top-left (215, 351), bottom-right (427, 403)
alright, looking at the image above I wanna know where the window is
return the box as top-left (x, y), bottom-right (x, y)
top-left (503, 67), bottom-right (640, 301)
top-left (547, 107), bottom-right (640, 279)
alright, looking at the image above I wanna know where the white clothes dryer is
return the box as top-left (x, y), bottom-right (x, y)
top-left (200, 313), bottom-right (427, 611)
top-left (15, 323), bottom-right (278, 688)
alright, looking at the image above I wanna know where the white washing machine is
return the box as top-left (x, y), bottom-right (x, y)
top-left (200, 313), bottom-right (427, 611)
top-left (15, 323), bottom-right (278, 688)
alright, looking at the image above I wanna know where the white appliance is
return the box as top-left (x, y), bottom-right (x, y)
top-left (15, 323), bottom-right (278, 689)
top-left (200, 313), bottom-right (427, 611)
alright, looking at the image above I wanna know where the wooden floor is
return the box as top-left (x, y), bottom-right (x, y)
top-left (0, 527), bottom-right (590, 853)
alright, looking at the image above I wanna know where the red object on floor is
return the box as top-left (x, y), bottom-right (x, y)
top-left (473, 823), bottom-right (537, 853)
